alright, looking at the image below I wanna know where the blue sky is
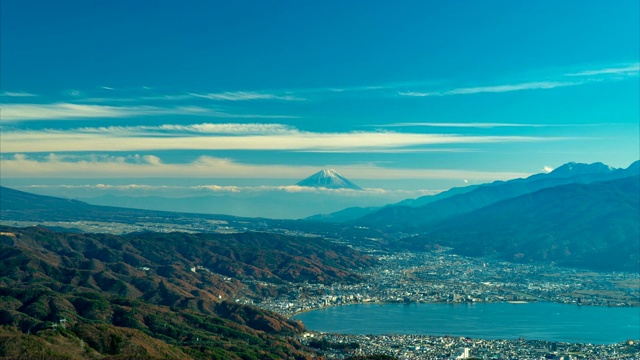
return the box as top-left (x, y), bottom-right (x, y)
top-left (1, 0), bottom-right (639, 193)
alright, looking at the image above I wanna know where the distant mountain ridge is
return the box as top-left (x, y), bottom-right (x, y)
top-left (543, 161), bottom-right (616, 178)
top-left (0, 185), bottom-right (239, 223)
top-left (296, 169), bottom-right (363, 190)
top-left (306, 161), bottom-right (638, 224)
top-left (404, 175), bottom-right (640, 272)
top-left (351, 160), bottom-right (639, 229)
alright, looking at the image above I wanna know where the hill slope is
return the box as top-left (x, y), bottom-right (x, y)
top-left (0, 185), bottom-right (241, 224)
top-left (401, 176), bottom-right (640, 272)
top-left (0, 226), bottom-right (375, 358)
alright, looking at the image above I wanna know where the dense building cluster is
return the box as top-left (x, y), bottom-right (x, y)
top-left (300, 333), bottom-right (640, 359)
top-left (241, 251), bottom-right (639, 317)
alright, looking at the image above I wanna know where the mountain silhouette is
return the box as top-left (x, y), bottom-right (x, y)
top-left (354, 161), bottom-right (639, 230)
top-left (408, 175), bottom-right (640, 272)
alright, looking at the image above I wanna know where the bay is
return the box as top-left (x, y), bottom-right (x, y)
top-left (292, 302), bottom-right (640, 344)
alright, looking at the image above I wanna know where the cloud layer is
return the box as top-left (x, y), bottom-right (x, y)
top-left (1, 153), bottom-right (530, 181)
top-left (1, 122), bottom-right (565, 154)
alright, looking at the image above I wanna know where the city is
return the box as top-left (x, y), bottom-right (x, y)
top-left (241, 251), bottom-right (639, 316)
top-left (239, 251), bottom-right (640, 359)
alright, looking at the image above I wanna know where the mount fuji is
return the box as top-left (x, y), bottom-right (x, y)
top-left (296, 169), bottom-right (363, 190)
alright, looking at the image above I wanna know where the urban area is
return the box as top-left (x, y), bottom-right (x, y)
top-left (239, 251), bottom-right (640, 359)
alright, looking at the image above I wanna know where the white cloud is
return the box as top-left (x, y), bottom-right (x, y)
top-left (190, 91), bottom-right (304, 102)
top-left (74, 123), bottom-right (297, 136)
top-left (160, 123), bottom-right (295, 134)
top-left (377, 122), bottom-right (619, 129)
top-left (15, 183), bottom-right (443, 202)
top-left (0, 124), bottom-right (563, 153)
top-left (399, 81), bottom-right (580, 97)
top-left (298, 148), bottom-right (478, 153)
top-left (1, 153), bottom-right (531, 181)
top-left (565, 63), bottom-right (640, 77)
top-left (397, 91), bottom-right (436, 97)
top-left (1, 102), bottom-right (299, 122)
top-left (543, 166), bottom-right (554, 173)
top-left (1, 91), bottom-right (37, 97)
top-left (64, 90), bottom-right (83, 97)
top-left (380, 122), bottom-right (544, 128)
top-left (1, 103), bottom-right (212, 122)
top-left (449, 81), bottom-right (580, 94)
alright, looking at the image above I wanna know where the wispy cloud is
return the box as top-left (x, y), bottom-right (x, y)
top-left (69, 123), bottom-right (297, 136)
top-left (449, 81), bottom-right (581, 94)
top-left (0, 123), bottom-right (566, 153)
top-left (327, 85), bottom-right (389, 93)
top-left (379, 122), bottom-right (541, 128)
top-left (4, 61), bottom-right (637, 108)
top-left (377, 122), bottom-right (612, 128)
top-left (0, 103), bottom-right (297, 122)
top-left (565, 63), bottom-right (640, 77)
top-left (1, 103), bottom-right (211, 121)
top-left (1, 91), bottom-right (37, 97)
top-left (15, 183), bottom-right (440, 197)
top-left (397, 62), bottom-right (639, 98)
top-left (64, 90), bottom-right (83, 97)
top-left (190, 91), bottom-right (305, 102)
top-left (299, 148), bottom-right (479, 153)
top-left (398, 81), bottom-right (580, 97)
top-left (1, 153), bottom-right (531, 181)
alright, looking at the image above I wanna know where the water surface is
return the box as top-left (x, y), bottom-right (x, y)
top-left (293, 302), bottom-right (640, 344)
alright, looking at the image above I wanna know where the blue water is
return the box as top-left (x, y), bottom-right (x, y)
top-left (293, 302), bottom-right (640, 344)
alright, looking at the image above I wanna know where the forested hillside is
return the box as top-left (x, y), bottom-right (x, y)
top-left (0, 226), bottom-right (374, 359)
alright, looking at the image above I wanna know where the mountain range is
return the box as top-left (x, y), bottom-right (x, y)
top-left (309, 161), bottom-right (639, 226)
top-left (399, 175), bottom-right (640, 271)
top-left (305, 161), bottom-right (640, 272)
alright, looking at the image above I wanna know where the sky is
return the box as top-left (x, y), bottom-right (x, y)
top-left (1, 1), bottom-right (639, 199)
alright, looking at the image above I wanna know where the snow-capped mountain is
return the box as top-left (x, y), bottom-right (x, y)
top-left (546, 161), bottom-right (616, 178)
top-left (296, 169), bottom-right (363, 190)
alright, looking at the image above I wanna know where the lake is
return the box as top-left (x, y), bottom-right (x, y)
top-left (292, 302), bottom-right (640, 344)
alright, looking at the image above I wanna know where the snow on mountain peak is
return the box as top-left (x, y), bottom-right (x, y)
top-left (296, 169), bottom-right (363, 190)
top-left (549, 162), bottom-right (615, 178)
